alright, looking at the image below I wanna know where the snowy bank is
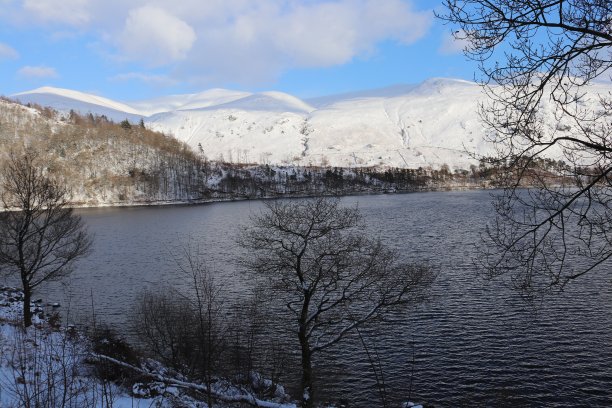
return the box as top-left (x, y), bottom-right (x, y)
top-left (1, 287), bottom-right (428, 407)
top-left (0, 286), bottom-right (295, 408)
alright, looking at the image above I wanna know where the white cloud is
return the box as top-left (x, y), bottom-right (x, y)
top-left (49, 31), bottom-right (81, 42)
top-left (0, 42), bottom-right (19, 59)
top-left (181, 0), bottom-right (433, 84)
top-left (274, 0), bottom-right (431, 67)
top-left (23, 0), bottom-right (90, 26)
top-left (17, 65), bottom-right (59, 79)
top-left (3, 0), bottom-right (433, 85)
top-left (439, 30), bottom-right (469, 55)
top-left (110, 72), bottom-right (178, 86)
top-left (118, 6), bottom-right (196, 66)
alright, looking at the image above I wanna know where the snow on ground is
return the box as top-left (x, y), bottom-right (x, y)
top-left (12, 88), bottom-right (144, 124)
top-left (1, 287), bottom-right (426, 407)
top-left (0, 287), bottom-right (296, 408)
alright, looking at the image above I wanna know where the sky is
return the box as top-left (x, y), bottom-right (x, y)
top-left (0, 0), bottom-right (477, 101)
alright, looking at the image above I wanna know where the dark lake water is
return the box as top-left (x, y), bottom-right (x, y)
top-left (18, 191), bottom-right (612, 407)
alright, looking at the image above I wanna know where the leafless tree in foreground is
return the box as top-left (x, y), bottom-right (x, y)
top-left (133, 243), bottom-right (228, 408)
top-left (439, 1), bottom-right (612, 294)
top-left (173, 244), bottom-right (227, 408)
top-left (239, 197), bottom-right (434, 407)
top-left (0, 149), bottom-right (91, 326)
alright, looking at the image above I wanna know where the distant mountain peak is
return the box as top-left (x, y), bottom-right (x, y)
top-left (209, 92), bottom-right (314, 114)
top-left (421, 77), bottom-right (477, 86)
top-left (13, 86), bottom-right (143, 116)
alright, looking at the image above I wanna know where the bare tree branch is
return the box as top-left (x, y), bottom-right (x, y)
top-left (238, 197), bottom-right (434, 407)
top-left (440, 0), bottom-right (612, 295)
top-left (0, 148), bottom-right (91, 326)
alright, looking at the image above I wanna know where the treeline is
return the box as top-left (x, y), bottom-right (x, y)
top-left (479, 155), bottom-right (581, 188)
top-left (210, 161), bottom-right (496, 199)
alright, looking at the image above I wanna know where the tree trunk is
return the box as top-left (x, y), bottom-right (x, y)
top-left (299, 287), bottom-right (314, 408)
top-left (22, 284), bottom-right (32, 327)
top-left (299, 317), bottom-right (314, 408)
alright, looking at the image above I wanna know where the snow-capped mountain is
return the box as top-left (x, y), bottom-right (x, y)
top-left (14, 78), bottom-right (606, 170)
top-left (13, 86), bottom-right (145, 123)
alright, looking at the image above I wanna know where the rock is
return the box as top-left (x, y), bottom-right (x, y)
top-left (132, 381), bottom-right (168, 398)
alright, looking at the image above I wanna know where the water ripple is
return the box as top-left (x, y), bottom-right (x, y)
top-left (23, 191), bottom-right (612, 407)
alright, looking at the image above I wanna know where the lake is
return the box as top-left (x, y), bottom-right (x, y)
top-left (26, 191), bottom-right (612, 406)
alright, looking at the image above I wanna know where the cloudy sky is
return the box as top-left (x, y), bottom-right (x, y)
top-left (0, 0), bottom-right (475, 100)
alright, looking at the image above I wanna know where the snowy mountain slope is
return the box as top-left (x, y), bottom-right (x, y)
top-left (306, 84), bottom-right (419, 108)
top-left (305, 79), bottom-right (482, 168)
top-left (13, 87), bottom-right (145, 123)
top-left (148, 108), bottom-right (308, 163)
top-left (146, 78), bottom-right (491, 169)
top-left (11, 78), bottom-right (609, 170)
top-left (129, 89), bottom-right (252, 115)
top-left (14, 87), bottom-right (140, 114)
top-left (211, 91), bottom-right (315, 113)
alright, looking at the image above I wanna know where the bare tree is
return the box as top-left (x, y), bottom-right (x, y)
top-left (239, 197), bottom-right (434, 407)
top-left (132, 290), bottom-right (196, 370)
top-left (133, 244), bottom-right (227, 408)
top-left (173, 244), bottom-right (227, 408)
top-left (439, 1), bottom-right (612, 294)
top-left (0, 149), bottom-right (92, 326)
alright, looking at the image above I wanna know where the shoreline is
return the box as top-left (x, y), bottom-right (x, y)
top-left (68, 183), bottom-right (494, 211)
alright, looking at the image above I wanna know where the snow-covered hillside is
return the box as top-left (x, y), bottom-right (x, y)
top-left (12, 78), bottom-right (610, 169)
top-left (13, 87), bottom-right (144, 123)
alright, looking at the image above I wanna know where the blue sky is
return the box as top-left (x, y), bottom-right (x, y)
top-left (0, 0), bottom-right (477, 101)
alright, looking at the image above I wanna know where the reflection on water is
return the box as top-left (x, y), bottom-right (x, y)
top-left (28, 192), bottom-right (612, 406)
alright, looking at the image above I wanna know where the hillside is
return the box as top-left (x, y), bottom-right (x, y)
top-left (10, 78), bottom-right (498, 170)
top-left (12, 78), bottom-right (611, 171)
top-left (0, 98), bottom-right (206, 206)
top-left (0, 97), bottom-right (500, 207)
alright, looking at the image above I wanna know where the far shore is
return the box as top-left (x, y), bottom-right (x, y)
top-left (66, 183), bottom-right (495, 211)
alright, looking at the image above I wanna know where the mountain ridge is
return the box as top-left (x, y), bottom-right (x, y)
top-left (10, 78), bottom-right (608, 170)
